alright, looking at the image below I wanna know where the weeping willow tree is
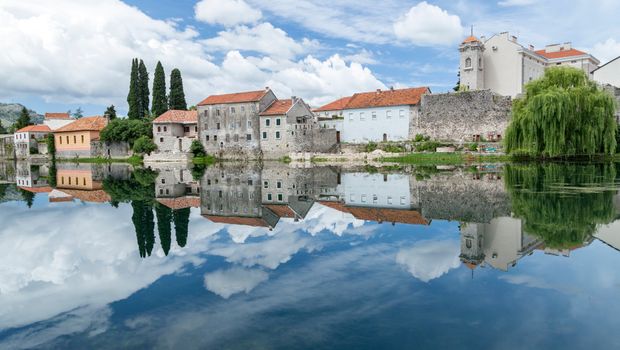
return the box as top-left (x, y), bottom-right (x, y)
top-left (505, 67), bottom-right (617, 158)
top-left (505, 163), bottom-right (617, 248)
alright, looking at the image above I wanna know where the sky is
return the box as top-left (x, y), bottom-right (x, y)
top-left (1, 0), bottom-right (620, 117)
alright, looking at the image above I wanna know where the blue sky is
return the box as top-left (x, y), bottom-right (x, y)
top-left (1, 0), bottom-right (620, 117)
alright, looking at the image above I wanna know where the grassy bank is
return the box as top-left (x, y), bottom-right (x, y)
top-left (56, 155), bottom-right (143, 166)
top-left (192, 155), bottom-right (217, 165)
top-left (380, 152), bottom-right (512, 165)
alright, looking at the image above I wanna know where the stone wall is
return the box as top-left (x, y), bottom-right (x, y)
top-left (57, 141), bottom-right (130, 159)
top-left (418, 90), bottom-right (512, 142)
top-left (0, 135), bottom-right (13, 159)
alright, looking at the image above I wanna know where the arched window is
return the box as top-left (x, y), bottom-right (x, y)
top-left (465, 57), bottom-right (472, 68)
top-left (466, 239), bottom-right (472, 249)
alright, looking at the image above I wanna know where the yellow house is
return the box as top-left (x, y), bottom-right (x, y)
top-left (54, 116), bottom-right (108, 158)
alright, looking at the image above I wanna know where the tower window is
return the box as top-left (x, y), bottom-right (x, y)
top-left (465, 57), bottom-right (472, 68)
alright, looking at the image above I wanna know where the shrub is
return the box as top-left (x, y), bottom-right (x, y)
top-left (132, 135), bottom-right (157, 155)
top-left (365, 142), bottom-right (378, 152)
top-left (101, 118), bottom-right (152, 146)
top-left (468, 142), bottom-right (479, 152)
top-left (46, 134), bottom-right (56, 158)
top-left (383, 143), bottom-right (405, 153)
top-left (190, 140), bottom-right (206, 157)
top-left (414, 134), bottom-right (430, 142)
top-left (416, 141), bottom-right (441, 152)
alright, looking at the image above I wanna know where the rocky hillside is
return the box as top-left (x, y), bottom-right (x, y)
top-left (0, 103), bottom-right (44, 129)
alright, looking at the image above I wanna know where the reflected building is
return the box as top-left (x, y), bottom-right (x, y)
top-left (50, 163), bottom-right (130, 203)
top-left (15, 161), bottom-right (50, 191)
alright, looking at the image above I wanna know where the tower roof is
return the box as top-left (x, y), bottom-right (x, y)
top-left (462, 36), bottom-right (481, 44)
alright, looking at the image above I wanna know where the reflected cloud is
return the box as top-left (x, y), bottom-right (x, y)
top-left (396, 239), bottom-right (460, 282)
top-left (204, 267), bottom-right (269, 299)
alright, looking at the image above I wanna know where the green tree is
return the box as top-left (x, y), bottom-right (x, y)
top-left (453, 71), bottom-right (461, 92)
top-left (14, 107), bottom-right (32, 130)
top-left (173, 208), bottom-right (190, 247)
top-left (72, 107), bottom-right (84, 119)
top-left (100, 118), bottom-right (152, 146)
top-left (46, 133), bottom-right (56, 159)
top-left (127, 58), bottom-right (141, 119)
top-left (133, 135), bottom-right (157, 155)
top-left (155, 203), bottom-right (173, 255)
top-left (104, 105), bottom-right (117, 120)
top-left (138, 59), bottom-right (150, 118)
top-left (505, 67), bottom-right (617, 158)
top-left (169, 68), bottom-right (187, 110)
top-left (0, 120), bottom-right (6, 134)
top-left (190, 139), bottom-right (206, 157)
top-left (152, 61), bottom-right (168, 118)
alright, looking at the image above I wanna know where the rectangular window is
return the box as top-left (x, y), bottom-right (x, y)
top-left (195, 126), bottom-right (198, 132)
top-left (247, 120), bottom-right (252, 128)
top-left (267, 193), bottom-right (272, 201)
top-left (157, 126), bottom-right (161, 132)
top-left (275, 131), bottom-right (281, 139)
top-left (213, 135), bottom-right (217, 141)
top-left (360, 112), bottom-right (365, 121)
top-left (277, 194), bottom-right (283, 202)
top-left (231, 107), bottom-right (235, 114)
top-left (216, 109), bottom-right (220, 116)
top-left (276, 181), bottom-right (282, 189)
top-left (164, 126), bottom-right (167, 132)
top-left (262, 132), bottom-right (267, 139)
top-left (276, 118), bottom-right (281, 126)
top-left (386, 110), bottom-right (392, 119)
top-left (234, 134), bottom-right (239, 142)
top-left (206, 135), bottom-right (210, 141)
top-left (204, 110), bottom-right (208, 118)
top-left (372, 111), bottom-right (377, 120)
top-left (349, 194), bottom-right (355, 203)
top-left (400, 196), bottom-right (406, 205)
top-left (264, 181), bottom-right (269, 189)
top-left (241, 106), bottom-right (245, 112)
top-left (66, 136), bottom-right (69, 144)
top-left (216, 123), bottom-right (220, 130)
top-left (247, 179), bottom-right (253, 185)
top-left (184, 126), bottom-right (190, 132)
top-left (387, 196), bottom-right (393, 204)
top-left (361, 194), bottom-right (367, 203)
top-left (349, 113), bottom-right (354, 120)
top-left (246, 134), bottom-right (252, 141)
top-left (399, 110), bottom-right (405, 118)
top-left (59, 136), bottom-right (62, 145)
top-left (81, 135), bottom-right (84, 143)
top-left (160, 137), bottom-right (164, 143)
top-left (265, 118), bottom-right (271, 127)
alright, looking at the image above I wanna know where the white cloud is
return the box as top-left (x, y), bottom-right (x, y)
top-left (497, 0), bottom-right (536, 6)
top-left (591, 38), bottom-right (620, 63)
top-left (204, 267), bottom-right (269, 298)
top-left (194, 0), bottom-right (262, 27)
top-left (393, 2), bottom-right (464, 46)
top-left (395, 239), bottom-right (461, 282)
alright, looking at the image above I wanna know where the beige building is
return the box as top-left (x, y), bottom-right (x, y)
top-left (460, 32), bottom-right (600, 98)
top-left (592, 56), bottom-right (620, 88)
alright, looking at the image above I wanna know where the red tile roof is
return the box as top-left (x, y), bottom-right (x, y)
top-left (319, 201), bottom-right (429, 225)
top-left (462, 36), bottom-right (480, 44)
top-left (259, 99), bottom-right (292, 116)
top-left (535, 48), bottom-right (588, 59)
top-left (55, 116), bottom-right (107, 133)
top-left (153, 110), bottom-right (198, 124)
top-left (197, 89), bottom-right (269, 106)
top-left (59, 189), bottom-right (111, 203)
top-left (157, 197), bottom-right (201, 210)
top-left (16, 124), bottom-right (52, 133)
top-left (18, 186), bottom-right (53, 193)
top-left (313, 96), bottom-right (352, 112)
top-left (203, 215), bottom-right (270, 227)
top-left (265, 204), bottom-right (296, 218)
top-left (45, 113), bottom-right (71, 120)
top-left (344, 87), bottom-right (430, 110)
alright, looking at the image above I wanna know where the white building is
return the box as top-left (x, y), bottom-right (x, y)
top-left (342, 172), bottom-right (415, 210)
top-left (43, 113), bottom-right (74, 131)
top-left (341, 87), bottom-right (429, 143)
top-left (314, 97), bottom-right (350, 143)
top-left (592, 56), bottom-right (620, 88)
top-left (460, 32), bottom-right (599, 98)
top-left (14, 124), bottom-right (51, 158)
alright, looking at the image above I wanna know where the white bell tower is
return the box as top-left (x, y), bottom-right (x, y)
top-left (459, 27), bottom-right (485, 91)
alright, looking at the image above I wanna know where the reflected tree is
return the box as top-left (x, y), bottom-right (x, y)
top-left (505, 163), bottom-right (617, 248)
top-left (132, 200), bottom-right (155, 257)
top-left (155, 203), bottom-right (173, 255)
top-left (173, 208), bottom-right (190, 247)
top-left (18, 188), bottom-right (35, 208)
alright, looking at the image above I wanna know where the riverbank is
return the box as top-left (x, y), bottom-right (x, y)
top-left (56, 155), bottom-right (143, 166)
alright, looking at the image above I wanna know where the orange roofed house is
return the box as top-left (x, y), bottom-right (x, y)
top-left (14, 124), bottom-right (52, 158)
top-left (150, 110), bottom-right (198, 160)
top-left (54, 116), bottom-right (130, 158)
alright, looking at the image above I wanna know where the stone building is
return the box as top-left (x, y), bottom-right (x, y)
top-left (151, 110), bottom-right (198, 158)
top-left (14, 124), bottom-right (52, 158)
top-left (0, 135), bottom-right (14, 159)
top-left (460, 32), bottom-right (599, 98)
top-left (259, 97), bottom-right (338, 159)
top-left (340, 87), bottom-right (430, 143)
top-left (197, 88), bottom-right (277, 160)
top-left (313, 96), bottom-right (349, 142)
top-left (152, 164), bottom-right (200, 199)
top-left (54, 116), bottom-right (129, 159)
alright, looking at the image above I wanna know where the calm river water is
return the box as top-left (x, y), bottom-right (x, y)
top-left (0, 160), bottom-right (619, 349)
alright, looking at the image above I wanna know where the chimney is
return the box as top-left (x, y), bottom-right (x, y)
top-left (265, 86), bottom-right (270, 91)
top-left (511, 35), bottom-right (518, 43)
top-left (390, 86), bottom-right (394, 91)
top-left (480, 35), bottom-right (486, 42)
top-left (291, 96), bottom-right (298, 104)
top-left (529, 44), bottom-right (534, 51)
top-left (376, 88), bottom-right (382, 94)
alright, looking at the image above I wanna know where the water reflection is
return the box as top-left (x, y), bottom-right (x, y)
top-left (1, 160), bottom-right (620, 348)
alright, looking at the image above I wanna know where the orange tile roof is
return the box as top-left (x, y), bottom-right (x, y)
top-left (55, 116), bottom-right (107, 133)
top-left (535, 48), bottom-right (588, 59)
top-left (45, 112), bottom-right (71, 120)
top-left (18, 186), bottom-right (53, 193)
top-left (197, 89), bottom-right (269, 106)
top-left (319, 201), bottom-right (429, 225)
top-left (16, 124), bottom-right (52, 133)
top-left (313, 96), bottom-right (352, 112)
top-left (49, 196), bottom-right (74, 203)
top-left (203, 215), bottom-right (271, 227)
top-left (344, 87), bottom-right (430, 110)
top-left (259, 99), bottom-right (292, 116)
top-left (157, 197), bottom-right (201, 210)
top-left (462, 36), bottom-right (480, 44)
top-left (265, 204), bottom-right (296, 218)
top-left (59, 189), bottom-right (111, 203)
top-left (153, 110), bottom-right (198, 124)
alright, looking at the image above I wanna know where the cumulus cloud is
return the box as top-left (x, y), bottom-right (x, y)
top-left (393, 2), bottom-right (463, 46)
top-left (591, 38), bottom-right (620, 63)
top-left (395, 239), bottom-right (461, 282)
top-left (204, 267), bottom-right (269, 298)
top-left (194, 0), bottom-right (262, 27)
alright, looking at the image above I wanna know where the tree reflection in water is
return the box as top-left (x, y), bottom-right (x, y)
top-left (504, 162), bottom-right (618, 249)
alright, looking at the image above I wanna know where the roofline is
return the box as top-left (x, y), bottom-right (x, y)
top-left (258, 98), bottom-right (296, 116)
top-left (341, 87), bottom-right (430, 110)
top-left (592, 55), bottom-right (620, 73)
top-left (197, 89), bottom-right (270, 106)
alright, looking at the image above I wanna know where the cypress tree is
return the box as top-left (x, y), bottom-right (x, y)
top-left (132, 200), bottom-right (155, 257)
top-left (127, 58), bottom-right (140, 119)
top-left (152, 61), bottom-right (168, 118)
top-left (505, 67), bottom-right (617, 158)
top-left (14, 107), bottom-right (32, 130)
top-left (138, 59), bottom-right (150, 118)
top-left (173, 208), bottom-right (190, 247)
top-left (169, 68), bottom-right (187, 110)
top-left (155, 203), bottom-right (173, 255)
